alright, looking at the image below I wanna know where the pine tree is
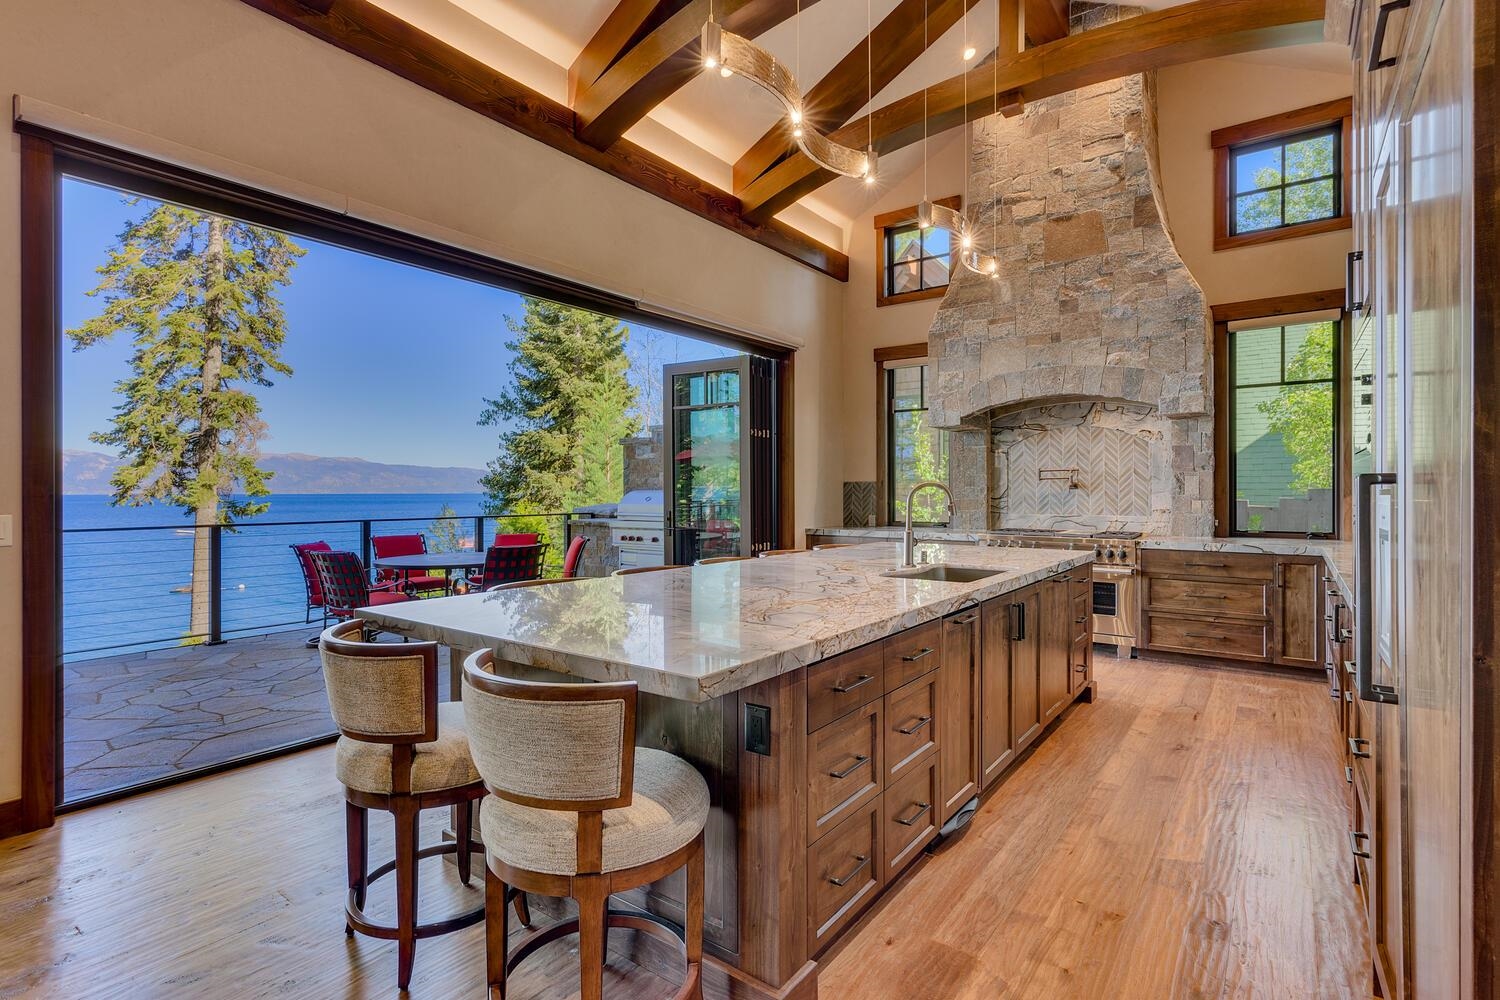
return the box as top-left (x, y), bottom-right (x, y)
top-left (479, 298), bottom-right (641, 516)
top-left (428, 504), bottom-right (467, 553)
top-left (68, 200), bottom-right (304, 639)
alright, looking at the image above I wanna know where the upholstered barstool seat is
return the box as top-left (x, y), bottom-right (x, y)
top-left (335, 702), bottom-right (481, 795)
top-left (478, 747), bottom-right (708, 876)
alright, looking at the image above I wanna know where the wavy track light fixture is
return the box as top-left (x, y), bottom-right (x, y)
top-left (701, 21), bottom-right (877, 185)
top-left (921, 199), bottom-right (1000, 278)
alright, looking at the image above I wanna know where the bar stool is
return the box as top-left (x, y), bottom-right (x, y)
top-left (462, 649), bottom-right (708, 1000)
top-left (318, 621), bottom-right (529, 989)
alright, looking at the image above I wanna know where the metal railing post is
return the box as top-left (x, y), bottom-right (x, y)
top-left (360, 520), bottom-right (373, 579)
top-left (474, 516), bottom-right (485, 552)
top-left (206, 523), bottom-right (224, 646)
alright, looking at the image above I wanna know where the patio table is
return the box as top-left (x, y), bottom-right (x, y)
top-left (371, 552), bottom-right (486, 594)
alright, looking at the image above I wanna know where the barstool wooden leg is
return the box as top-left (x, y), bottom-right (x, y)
top-left (511, 891), bottom-right (531, 928)
top-left (576, 876), bottom-right (608, 1000)
top-left (393, 800), bottom-right (419, 990)
top-left (685, 834), bottom-right (704, 999)
top-left (345, 802), bottom-right (367, 934)
top-left (485, 866), bottom-right (509, 1000)
top-left (456, 800), bottom-right (473, 886)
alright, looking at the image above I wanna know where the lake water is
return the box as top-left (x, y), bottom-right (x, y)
top-left (62, 493), bottom-right (527, 658)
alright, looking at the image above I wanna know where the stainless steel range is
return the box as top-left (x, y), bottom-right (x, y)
top-left (606, 490), bottom-right (666, 569)
top-left (987, 529), bottom-right (1140, 657)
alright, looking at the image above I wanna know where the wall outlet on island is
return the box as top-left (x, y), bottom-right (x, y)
top-left (744, 703), bottom-right (771, 756)
top-left (867, 514), bottom-right (876, 526)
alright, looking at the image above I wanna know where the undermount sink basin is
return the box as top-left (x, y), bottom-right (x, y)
top-left (883, 564), bottom-right (1008, 583)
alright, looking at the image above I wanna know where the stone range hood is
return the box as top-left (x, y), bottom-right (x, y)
top-left (928, 69), bottom-right (1214, 537)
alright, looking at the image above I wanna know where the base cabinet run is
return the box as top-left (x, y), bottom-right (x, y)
top-left (798, 568), bottom-right (1091, 961)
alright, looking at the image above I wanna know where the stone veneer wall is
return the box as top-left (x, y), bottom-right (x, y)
top-left (927, 68), bottom-right (1214, 536)
top-left (623, 426), bottom-right (664, 493)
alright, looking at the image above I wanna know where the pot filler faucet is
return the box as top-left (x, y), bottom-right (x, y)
top-left (902, 480), bottom-right (956, 567)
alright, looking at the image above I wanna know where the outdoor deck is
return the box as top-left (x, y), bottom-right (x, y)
top-left (63, 628), bottom-right (454, 802)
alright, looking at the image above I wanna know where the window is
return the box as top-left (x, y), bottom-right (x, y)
top-left (1223, 318), bottom-right (1340, 536)
top-left (873, 196), bottom-right (959, 306)
top-left (884, 361), bottom-right (951, 524)
top-left (1212, 99), bottom-right (1351, 250)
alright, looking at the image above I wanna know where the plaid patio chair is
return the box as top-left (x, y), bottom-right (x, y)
top-left (309, 550), bottom-right (411, 621)
top-left (468, 543), bottom-right (546, 589)
top-left (371, 533), bottom-right (447, 595)
top-left (291, 541), bottom-right (334, 625)
top-left (492, 532), bottom-right (540, 547)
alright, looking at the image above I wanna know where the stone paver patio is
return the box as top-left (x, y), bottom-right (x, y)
top-left (63, 628), bottom-right (453, 802)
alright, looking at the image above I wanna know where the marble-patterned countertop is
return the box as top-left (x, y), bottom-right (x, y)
top-left (807, 528), bottom-right (1356, 603)
top-left (357, 543), bottom-right (1090, 703)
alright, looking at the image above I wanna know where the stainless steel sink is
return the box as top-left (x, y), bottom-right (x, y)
top-left (883, 564), bottom-right (1009, 583)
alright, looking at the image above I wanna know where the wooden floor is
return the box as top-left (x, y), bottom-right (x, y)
top-left (0, 653), bottom-right (1369, 999)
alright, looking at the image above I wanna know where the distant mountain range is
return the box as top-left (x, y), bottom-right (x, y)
top-left (62, 450), bottom-right (486, 495)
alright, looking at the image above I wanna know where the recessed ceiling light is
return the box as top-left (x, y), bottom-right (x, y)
top-left (963, 45), bottom-right (977, 60)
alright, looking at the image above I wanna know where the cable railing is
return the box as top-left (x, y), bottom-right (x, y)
top-left (62, 511), bottom-right (573, 659)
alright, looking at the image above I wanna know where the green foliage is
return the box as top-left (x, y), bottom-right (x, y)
top-left (893, 409), bottom-right (950, 523)
top-left (428, 504), bottom-right (466, 553)
top-left (67, 202), bottom-right (303, 523)
top-left (1257, 322), bottom-right (1336, 493)
top-left (479, 298), bottom-right (641, 517)
top-left (1236, 133), bottom-right (1336, 233)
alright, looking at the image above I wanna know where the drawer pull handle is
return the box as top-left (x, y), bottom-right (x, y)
top-left (1343, 659), bottom-right (1357, 677)
top-left (1345, 765), bottom-right (1354, 785)
top-left (896, 715), bottom-right (933, 736)
top-left (1183, 631), bottom-right (1224, 639)
top-left (1368, 0), bottom-right (1411, 71)
top-left (894, 801), bottom-right (932, 827)
top-left (1349, 737), bottom-right (1371, 759)
top-left (951, 614), bottom-right (979, 625)
top-left (831, 674), bottom-right (876, 694)
top-left (1344, 690), bottom-right (1354, 704)
top-left (829, 754), bottom-right (870, 779)
top-left (828, 854), bottom-right (871, 887)
top-left (1349, 830), bottom-right (1372, 860)
top-left (1185, 561), bottom-right (1228, 568)
top-left (1074, 616), bottom-right (1088, 625)
top-left (1074, 664), bottom-right (1088, 673)
top-left (900, 647), bottom-right (934, 663)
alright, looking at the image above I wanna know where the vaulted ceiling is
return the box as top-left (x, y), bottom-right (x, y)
top-left (241, 0), bottom-right (1333, 278)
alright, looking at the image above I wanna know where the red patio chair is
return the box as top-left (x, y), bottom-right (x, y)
top-left (309, 550), bottom-right (411, 622)
top-left (371, 533), bottom-right (448, 595)
top-left (561, 535), bottom-right (589, 579)
top-left (492, 532), bottom-right (540, 547)
top-left (468, 543), bottom-right (546, 589)
top-left (291, 541), bottom-right (334, 625)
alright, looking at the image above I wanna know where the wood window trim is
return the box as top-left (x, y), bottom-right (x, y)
top-left (873, 344), bottom-right (932, 525)
top-left (1210, 288), bottom-right (1350, 540)
top-left (1211, 98), bottom-right (1353, 252)
top-left (874, 196), bottom-right (961, 307)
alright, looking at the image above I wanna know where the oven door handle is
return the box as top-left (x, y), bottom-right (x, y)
top-left (1092, 566), bottom-right (1137, 578)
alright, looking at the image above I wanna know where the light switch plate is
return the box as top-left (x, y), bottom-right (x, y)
top-left (0, 514), bottom-right (11, 547)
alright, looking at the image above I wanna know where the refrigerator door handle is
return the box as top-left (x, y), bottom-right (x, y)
top-left (1355, 471), bottom-right (1400, 705)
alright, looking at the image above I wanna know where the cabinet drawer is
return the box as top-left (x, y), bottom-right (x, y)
top-left (883, 756), bottom-right (939, 877)
top-left (1141, 549), bottom-right (1273, 581)
top-left (884, 673), bottom-right (939, 781)
top-left (807, 700), bottom-right (883, 842)
top-left (1349, 728), bottom-right (1373, 803)
top-left (806, 641), bottom-right (884, 733)
top-left (807, 799), bottom-right (883, 954)
top-left (1145, 614), bottom-right (1271, 661)
top-left (1147, 577), bottom-right (1270, 618)
top-left (883, 619), bottom-right (942, 691)
top-left (1070, 591), bottom-right (1091, 642)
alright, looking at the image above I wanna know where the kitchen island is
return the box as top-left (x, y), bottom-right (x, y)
top-left (360, 543), bottom-right (1095, 999)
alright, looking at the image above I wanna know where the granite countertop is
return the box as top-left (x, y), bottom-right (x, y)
top-left (807, 528), bottom-right (1356, 602)
top-left (358, 542), bottom-right (1091, 702)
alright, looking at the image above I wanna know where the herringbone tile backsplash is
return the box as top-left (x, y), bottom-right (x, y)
top-left (842, 482), bottom-right (877, 527)
top-left (995, 404), bottom-right (1153, 526)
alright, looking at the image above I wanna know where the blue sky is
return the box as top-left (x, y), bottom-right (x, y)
top-left (60, 177), bottom-right (734, 469)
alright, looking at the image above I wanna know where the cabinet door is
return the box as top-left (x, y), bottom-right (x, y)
top-left (936, 609), bottom-right (981, 825)
top-left (1011, 587), bottom-right (1043, 752)
top-left (1039, 577), bottom-right (1071, 722)
top-left (1274, 557), bottom-right (1324, 669)
top-left (978, 597), bottom-right (1014, 789)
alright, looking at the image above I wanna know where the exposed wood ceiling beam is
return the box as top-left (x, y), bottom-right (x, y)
top-left (999, 0), bottom-right (1022, 57)
top-left (236, 0), bottom-right (848, 279)
top-left (1022, 0), bottom-right (1070, 45)
top-left (569, 1), bottom-right (691, 106)
top-left (731, 0), bottom-right (980, 197)
top-left (738, 0), bottom-right (1326, 221)
top-left (571, 0), bottom-right (820, 151)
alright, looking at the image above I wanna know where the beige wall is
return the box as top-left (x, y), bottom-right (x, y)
top-left (1155, 55), bottom-right (1354, 305)
top-left (0, 0), bottom-right (845, 806)
top-left (837, 53), bottom-right (1354, 488)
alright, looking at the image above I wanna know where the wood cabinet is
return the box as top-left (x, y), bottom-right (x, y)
top-left (1009, 585), bottom-right (1043, 752)
top-left (1039, 575), bottom-right (1072, 722)
top-left (978, 596), bottom-right (1015, 788)
top-left (1140, 550), bottom-right (1323, 670)
top-left (936, 607), bottom-right (981, 825)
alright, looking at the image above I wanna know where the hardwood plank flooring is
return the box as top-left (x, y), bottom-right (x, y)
top-left (0, 653), bottom-right (1368, 998)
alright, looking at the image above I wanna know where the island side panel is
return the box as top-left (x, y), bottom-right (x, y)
top-left (734, 667), bottom-right (812, 990)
